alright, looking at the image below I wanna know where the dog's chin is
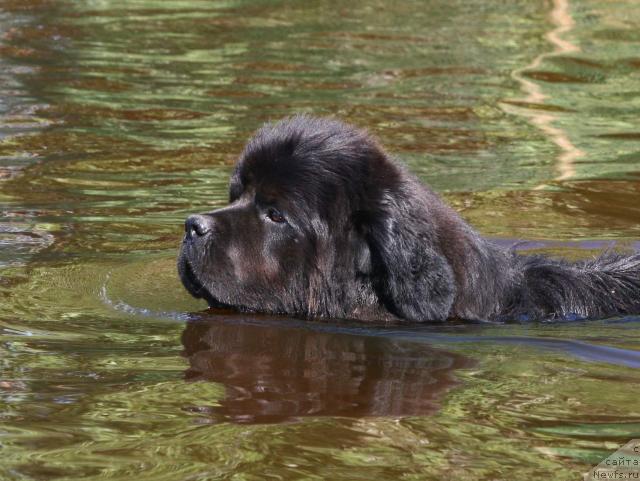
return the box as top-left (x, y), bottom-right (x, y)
top-left (179, 258), bottom-right (234, 310)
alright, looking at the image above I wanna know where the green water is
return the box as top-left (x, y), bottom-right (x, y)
top-left (1, 1), bottom-right (640, 479)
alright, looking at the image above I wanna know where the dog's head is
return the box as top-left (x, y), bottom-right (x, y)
top-left (178, 116), bottom-right (456, 321)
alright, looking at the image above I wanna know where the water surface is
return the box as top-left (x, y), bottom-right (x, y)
top-left (1, 1), bottom-right (640, 480)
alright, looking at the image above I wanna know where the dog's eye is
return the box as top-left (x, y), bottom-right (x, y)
top-left (266, 207), bottom-right (286, 223)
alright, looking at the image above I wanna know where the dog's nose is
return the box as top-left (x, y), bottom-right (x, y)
top-left (185, 214), bottom-right (213, 239)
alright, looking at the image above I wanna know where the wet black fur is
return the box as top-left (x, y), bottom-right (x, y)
top-left (178, 115), bottom-right (640, 322)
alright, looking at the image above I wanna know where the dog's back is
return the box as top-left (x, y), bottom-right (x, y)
top-left (504, 251), bottom-right (640, 321)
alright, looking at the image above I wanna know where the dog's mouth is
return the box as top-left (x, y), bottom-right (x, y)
top-left (180, 258), bottom-right (235, 311)
top-left (181, 259), bottom-right (205, 298)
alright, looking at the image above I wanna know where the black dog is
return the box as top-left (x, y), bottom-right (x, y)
top-left (178, 115), bottom-right (640, 322)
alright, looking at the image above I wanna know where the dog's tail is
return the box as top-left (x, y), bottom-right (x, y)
top-left (512, 251), bottom-right (640, 320)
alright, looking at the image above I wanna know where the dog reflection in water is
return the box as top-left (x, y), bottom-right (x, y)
top-left (181, 318), bottom-right (472, 424)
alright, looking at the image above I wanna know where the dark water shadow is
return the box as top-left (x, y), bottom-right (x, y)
top-left (287, 320), bottom-right (640, 369)
top-left (447, 335), bottom-right (640, 368)
top-left (181, 316), bottom-right (473, 424)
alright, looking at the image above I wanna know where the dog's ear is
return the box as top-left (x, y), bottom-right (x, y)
top-left (361, 204), bottom-right (457, 322)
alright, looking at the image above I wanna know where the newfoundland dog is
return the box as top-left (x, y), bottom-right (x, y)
top-left (178, 115), bottom-right (640, 322)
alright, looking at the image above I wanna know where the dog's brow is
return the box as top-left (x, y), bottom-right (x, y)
top-left (254, 187), bottom-right (282, 206)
